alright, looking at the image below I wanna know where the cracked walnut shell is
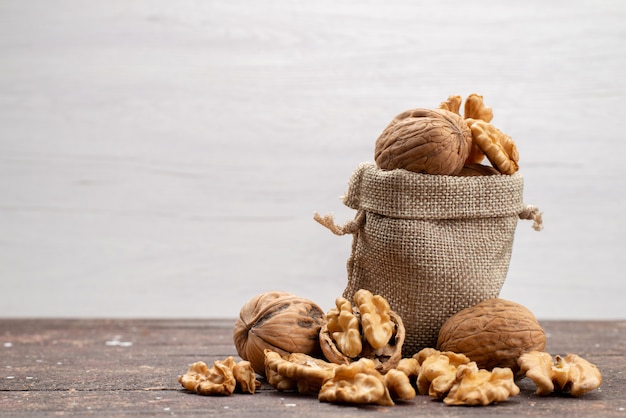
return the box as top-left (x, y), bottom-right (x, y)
top-left (319, 290), bottom-right (405, 374)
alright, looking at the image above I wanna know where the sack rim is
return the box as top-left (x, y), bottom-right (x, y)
top-left (343, 162), bottom-right (525, 219)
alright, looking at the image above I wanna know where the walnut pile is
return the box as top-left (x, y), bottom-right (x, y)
top-left (178, 349), bottom-right (602, 406)
top-left (264, 349), bottom-right (414, 406)
top-left (263, 347), bottom-right (520, 406)
top-left (177, 290), bottom-right (603, 409)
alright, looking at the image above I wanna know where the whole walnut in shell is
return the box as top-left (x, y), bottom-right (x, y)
top-left (436, 298), bottom-right (546, 374)
top-left (233, 291), bottom-right (326, 376)
top-left (374, 108), bottom-right (472, 175)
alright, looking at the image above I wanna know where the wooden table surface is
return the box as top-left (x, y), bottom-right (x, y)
top-left (1, 319), bottom-right (624, 417)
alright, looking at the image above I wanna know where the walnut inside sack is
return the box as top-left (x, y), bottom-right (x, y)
top-left (374, 108), bottom-right (472, 175)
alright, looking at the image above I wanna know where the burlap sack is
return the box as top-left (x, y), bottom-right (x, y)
top-left (315, 162), bottom-right (542, 356)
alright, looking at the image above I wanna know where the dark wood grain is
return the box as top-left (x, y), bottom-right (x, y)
top-left (1, 319), bottom-right (624, 416)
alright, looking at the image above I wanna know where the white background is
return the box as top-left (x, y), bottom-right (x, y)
top-left (1, 0), bottom-right (625, 319)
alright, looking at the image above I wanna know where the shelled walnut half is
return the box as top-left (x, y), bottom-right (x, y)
top-left (318, 358), bottom-right (395, 406)
top-left (444, 363), bottom-right (520, 406)
top-left (178, 357), bottom-right (260, 396)
top-left (264, 350), bottom-right (338, 395)
top-left (517, 351), bottom-right (602, 397)
top-left (439, 93), bottom-right (520, 175)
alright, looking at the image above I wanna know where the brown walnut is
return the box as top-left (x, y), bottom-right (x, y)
top-left (436, 298), bottom-right (546, 374)
top-left (233, 291), bottom-right (326, 376)
top-left (374, 108), bottom-right (472, 175)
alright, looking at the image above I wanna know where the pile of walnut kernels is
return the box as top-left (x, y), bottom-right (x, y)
top-left (178, 290), bottom-right (602, 407)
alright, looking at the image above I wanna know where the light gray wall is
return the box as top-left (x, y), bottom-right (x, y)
top-left (1, 0), bottom-right (624, 319)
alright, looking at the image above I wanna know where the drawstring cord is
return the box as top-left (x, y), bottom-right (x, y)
top-left (519, 205), bottom-right (543, 231)
top-left (313, 210), bottom-right (365, 236)
top-left (315, 205), bottom-right (543, 234)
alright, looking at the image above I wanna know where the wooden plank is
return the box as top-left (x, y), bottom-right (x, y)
top-left (1, 319), bottom-right (624, 416)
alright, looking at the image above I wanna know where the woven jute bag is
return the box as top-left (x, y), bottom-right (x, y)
top-left (315, 162), bottom-right (542, 356)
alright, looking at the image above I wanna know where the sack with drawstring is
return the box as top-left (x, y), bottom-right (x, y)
top-left (315, 162), bottom-right (542, 356)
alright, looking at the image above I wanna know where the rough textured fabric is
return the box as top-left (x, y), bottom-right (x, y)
top-left (337, 163), bottom-right (527, 356)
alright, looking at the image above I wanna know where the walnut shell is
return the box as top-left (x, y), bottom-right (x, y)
top-left (436, 298), bottom-right (546, 373)
top-left (233, 291), bottom-right (326, 376)
top-left (319, 308), bottom-right (405, 374)
top-left (374, 108), bottom-right (472, 175)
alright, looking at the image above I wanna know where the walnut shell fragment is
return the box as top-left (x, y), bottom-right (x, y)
top-left (374, 108), bottom-right (472, 175)
top-left (517, 351), bottom-right (602, 397)
top-left (437, 298), bottom-right (546, 373)
top-left (320, 290), bottom-right (405, 373)
top-left (233, 291), bottom-right (326, 376)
